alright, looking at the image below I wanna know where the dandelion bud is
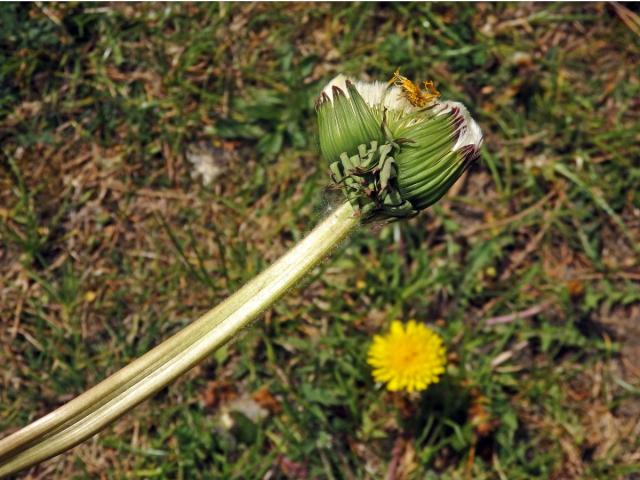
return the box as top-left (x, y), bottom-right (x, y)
top-left (316, 71), bottom-right (483, 221)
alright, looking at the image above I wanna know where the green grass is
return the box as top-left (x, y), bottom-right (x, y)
top-left (1, 2), bottom-right (640, 478)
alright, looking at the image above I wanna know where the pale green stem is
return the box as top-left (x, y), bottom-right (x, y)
top-left (0, 202), bottom-right (358, 478)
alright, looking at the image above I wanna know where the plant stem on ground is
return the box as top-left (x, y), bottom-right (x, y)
top-left (0, 202), bottom-right (358, 478)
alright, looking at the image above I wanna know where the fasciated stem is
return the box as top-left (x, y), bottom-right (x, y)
top-left (0, 202), bottom-right (358, 478)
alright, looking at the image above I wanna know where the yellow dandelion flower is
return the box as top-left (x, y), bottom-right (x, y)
top-left (367, 320), bottom-right (446, 393)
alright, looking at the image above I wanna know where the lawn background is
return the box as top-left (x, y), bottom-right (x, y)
top-left (1, 3), bottom-right (639, 479)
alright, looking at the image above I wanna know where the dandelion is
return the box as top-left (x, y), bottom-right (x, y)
top-left (368, 320), bottom-right (446, 393)
top-left (316, 71), bottom-right (483, 221)
top-left (0, 72), bottom-right (477, 476)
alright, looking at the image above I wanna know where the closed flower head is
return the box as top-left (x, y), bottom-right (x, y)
top-left (316, 71), bottom-right (482, 221)
top-left (367, 320), bottom-right (446, 393)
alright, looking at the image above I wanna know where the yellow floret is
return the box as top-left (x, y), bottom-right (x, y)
top-left (389, 70), bottom-right (440, 107)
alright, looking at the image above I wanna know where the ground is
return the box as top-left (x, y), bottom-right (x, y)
top-left (1, 3), bottom-right (639, 479)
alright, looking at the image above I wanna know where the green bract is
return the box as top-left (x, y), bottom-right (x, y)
top-left (317, 82), bottom-right (386, 164)
top-left (316, 75), bottom-right (482, 221)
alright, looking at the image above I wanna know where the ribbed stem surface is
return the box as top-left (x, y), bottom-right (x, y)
top-left (0, 202), bottom-right (358, 478)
